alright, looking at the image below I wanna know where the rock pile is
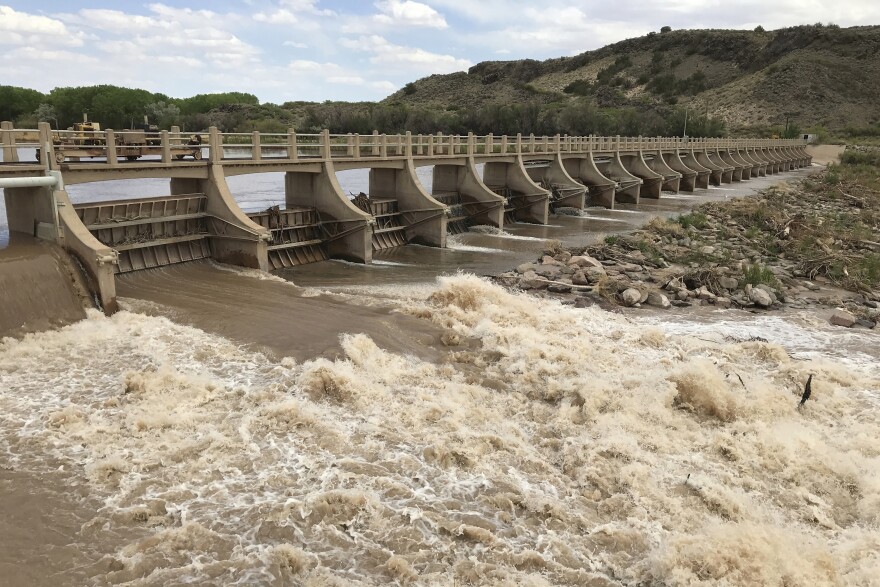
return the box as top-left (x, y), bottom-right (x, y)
top-left (493, 174), bottom-right (880, 329)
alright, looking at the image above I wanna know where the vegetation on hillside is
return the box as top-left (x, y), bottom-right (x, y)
top-left (2, 24), bottom-right (877, 138)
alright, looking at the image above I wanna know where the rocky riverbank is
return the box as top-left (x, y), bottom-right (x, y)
top-left (494, 164), bottom-right (880, 330)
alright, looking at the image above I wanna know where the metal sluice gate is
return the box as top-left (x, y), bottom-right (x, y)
top-left (248, 207), bottom-right (328, 270)
top-left (75, 194), bottom-right (211, 273)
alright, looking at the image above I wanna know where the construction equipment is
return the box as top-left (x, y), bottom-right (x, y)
top-left (37, 114), bottom-right (202, 164)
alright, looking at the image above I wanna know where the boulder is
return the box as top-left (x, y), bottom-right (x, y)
top-left (584, 266), bottom-right (607, 283)
top-left (829, 310), bottom-right (856, 328)
top-left (571, 270), bottom-right (590, 286)
top-left (749, 288), bottom-right (773, 308)
top-left (547, 283), bottom-right (572, 293)
top-left (535, 265), bottom-right (562, 279)
top-left (621, 288), bottom-right (642, 307)
top-left (646, 292), bottom-right (671, 309)
top-left (520, 277), bottom-right (548, 290)
top-left (569, 255), bottom-right (604, 269)
top-left (554, 251), bottom-right (572, 263)
top-left (516, 263), bottom-right (536, 274)
top-left (676, 290), bottom-right (690, 301)
top-left (700, 245), bottom-right (716, 255)
top-left (541, 255), bottom-right (563, 266)
top-left (719, 276), bottom-right (739, 290)
top-left (714, 297), bottom-right (732, 308)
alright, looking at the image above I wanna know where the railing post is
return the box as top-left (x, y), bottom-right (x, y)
top-left (105, 129), bottom-right (119, 167)
top-left (353, 133), bottom-right (361, 158)
top-left (467, 132), bottom-right (475, 156)
top-left (251, 130), bottom-right (262, 161)
top-left (405, 131), bottom-right (413, 158)
top-left (1, 121), bottom-right (19, 163)
top-left (372, 130), bottom-right (380, 156)
top-left (209, 126), bottom-right (222, 162)
top-left (486, 132), bottom-right (494, 155)
top-left (515, 133), bottom-right (522, 155)
top-left (288, 128), bottom-right (298, 161)
top-left (529, 133), bottom-right (535, 154)
top-left (380, 133), bottom-right (388, 158)
top-left (37, 122), bottom-right (53, 167)
top-left (161, 130), bottom-right (171, 163)
top-left (500, 134), bottom-right (508, 154)
top-left (427, 134), bottom-right (434, 156)
top-left (321, 129), bottom-right (331, 159)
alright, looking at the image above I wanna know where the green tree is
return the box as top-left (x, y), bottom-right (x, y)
top-left (0, 86), bottom-right (45, 122)
top-left (33, 103), bottom-right (58, 128)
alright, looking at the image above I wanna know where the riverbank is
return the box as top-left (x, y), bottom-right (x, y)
top-left (497, 159), bottom-right (879, 332)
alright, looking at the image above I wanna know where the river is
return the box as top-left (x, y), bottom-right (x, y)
top-left (2, 163), bottom-right (879, 586)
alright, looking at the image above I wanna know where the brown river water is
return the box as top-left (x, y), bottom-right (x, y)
top-left (2, 167), bottom-right (879, 586)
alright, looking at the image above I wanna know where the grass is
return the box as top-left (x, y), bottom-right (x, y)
top-left (742, 264), bottom-right (778, 287)
top-left (676, 211), bottom-right (708, 229)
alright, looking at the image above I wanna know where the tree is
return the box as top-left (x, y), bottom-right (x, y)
top-left (145, 101), bottom-right (181, 128)
top-left (660, 26), bottom-right (672, 33)
top-left (754, 25), bottom-right (765, 32)
top-left (0, 85), bottom-right (45, 122)
top-left (33, 103), bottom-right (58, 128)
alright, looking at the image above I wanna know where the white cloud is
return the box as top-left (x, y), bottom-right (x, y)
top-left (373, 0), bottom-right (448, 28)
top-left (344, 35), bottom-right (471, 73)
top-left (0, 5), bottom-right (85, 46)
top-left (283, 41), bottom-right (309, 48)
top-left (254, 9), bottom-right (300, 24)
top-left (327, 76), bottom-right (366, 85)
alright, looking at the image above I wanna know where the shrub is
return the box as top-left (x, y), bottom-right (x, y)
top-left (661, 26), bottom-right (672, 33)
top-left (677, 211), bottom-right (709, 229)
top-left (743, 264), bottom-right (777, 286)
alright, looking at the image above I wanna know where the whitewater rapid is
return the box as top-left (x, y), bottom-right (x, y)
top-left (1, 274), bottom-right (878, 585)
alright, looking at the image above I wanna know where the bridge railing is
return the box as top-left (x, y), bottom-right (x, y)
top-left (0, 122), bottom-right (42, 165)
top-left (0, 121), bottom-right (808, 169)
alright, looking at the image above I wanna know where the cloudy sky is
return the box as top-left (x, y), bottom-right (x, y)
top-left (1, 1), bottom-right (878, 103)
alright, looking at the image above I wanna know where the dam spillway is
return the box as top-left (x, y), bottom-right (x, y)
top-left (0, 122), bottom-right (812, 313)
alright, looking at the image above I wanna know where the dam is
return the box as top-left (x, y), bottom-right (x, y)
top-left (0, 121), bottom-right (811, 315)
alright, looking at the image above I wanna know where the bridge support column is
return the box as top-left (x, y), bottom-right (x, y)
top-left (694, 143), bottom-right (725, 186)
top-left (170, 165), bottom-right (270, 271)
top-left (662, 145), bottom-right (698, 192)
top-left (601, 151), bottom-right (641, 204)
top-left (55, 190), bottom-right (119, 313)
top-left (433, 160), bottom-right (504, 228)
top-left (285, 162), bottom-right (373, 263)
top-left (619, 140), bottom-right (666, 198)
top-left (740, 146), bottom-right (765, 177)
top-left (562, 154), bottom-right (616, 208)
top-left (525, 154), bottom-right (587, 209)
top-left (483, 157), bottom-right (550, 224)
top-left (369, 160), bottom-right (446, 247)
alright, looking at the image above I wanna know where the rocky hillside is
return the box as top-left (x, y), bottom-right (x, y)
top-left (386, 25), bottom-right (880, 132)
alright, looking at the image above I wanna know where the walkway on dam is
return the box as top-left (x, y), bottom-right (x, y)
top-left (0, 122), bottom-right (811, 314)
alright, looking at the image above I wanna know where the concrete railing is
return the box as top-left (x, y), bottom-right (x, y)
top-left (0, 123), bottom-right (810, 170)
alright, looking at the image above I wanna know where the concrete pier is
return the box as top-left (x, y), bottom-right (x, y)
top-left (0, 123), bottom-right (811, 312)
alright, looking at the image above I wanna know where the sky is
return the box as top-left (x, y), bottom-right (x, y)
top-left (1, 1), bottom-right (879, 104)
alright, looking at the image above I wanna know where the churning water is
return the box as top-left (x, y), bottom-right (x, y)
top-left (1, 272), bottom-right (878, 586)
top-left (2, 165), bottom-right (879, 585)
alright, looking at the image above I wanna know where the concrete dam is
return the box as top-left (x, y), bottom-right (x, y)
top-left (0, 122), bottom-right (811, 318)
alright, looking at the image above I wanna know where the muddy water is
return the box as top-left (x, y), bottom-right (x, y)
top-left (0, 235), bottom-right (89, 337)
top-left (1, 276), bottom-right (878, 586)
top-left (5, 165), bottom-right (880, 586)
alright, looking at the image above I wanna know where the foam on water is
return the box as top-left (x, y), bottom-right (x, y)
top-left (2, 277), bottom-right (879, 585)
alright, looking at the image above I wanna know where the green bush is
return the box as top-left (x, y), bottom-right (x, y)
top-left (743, 264), bottom-right (777, 286)
top-left (677, 211), bottom-right (709, 229)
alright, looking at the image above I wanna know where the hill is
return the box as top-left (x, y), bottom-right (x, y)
top-left (384, 24), bottom-right (880, 134)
